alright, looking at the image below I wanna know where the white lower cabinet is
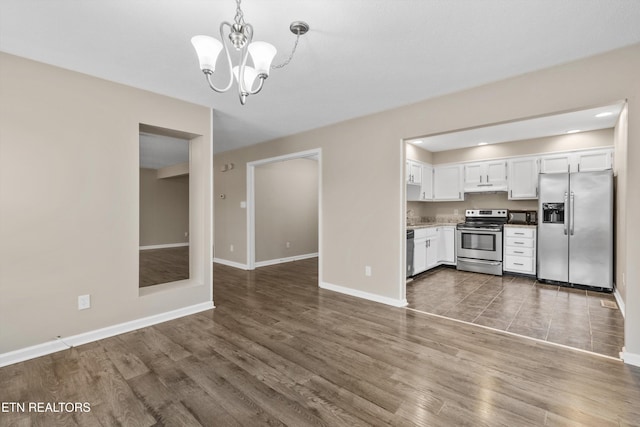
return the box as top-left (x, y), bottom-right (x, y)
top-left (412, 226), bottom-right (456, 275)
top-left (503, 227), bottom-right (536, 275)
top-left (438, 226), bottom-right (456, 264)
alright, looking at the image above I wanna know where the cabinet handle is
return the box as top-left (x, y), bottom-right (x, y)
top-left (515, 232), bottom-right (524, 235)
top-left (486, 174), bottom-right (489, 182)
top-left (514, 251), bottom-right (524, 254)
top-left (514, 242), bottom-right (524, 244)
top-left (510, 190), bottom-right (512, 198)
top-left (514, 263), bottom-right (524, 266)
top-left (480, 175), bottom-right (483, 183)
top-left (458, 192), bottom-right (461, 199)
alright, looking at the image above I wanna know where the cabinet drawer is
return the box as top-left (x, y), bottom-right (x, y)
top-left (505, 237), bottom-right (534, 248)
top-left (414, 227), bottom-right (438, 238)
top-left (505, 228), bottom-right (534, 238)
top-left (505, 246), bottom-right (534, 257)
top-left (504, 256), bottom-right (534, 274)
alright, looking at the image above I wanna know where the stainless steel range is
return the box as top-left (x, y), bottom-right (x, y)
top-left (456, 209), bottom-right (508, 276)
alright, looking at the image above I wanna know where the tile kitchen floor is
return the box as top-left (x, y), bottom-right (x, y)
top-left (407, 266), bottom-right (625, 358)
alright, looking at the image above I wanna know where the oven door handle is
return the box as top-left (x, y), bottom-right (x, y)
top-left (457, 227), bottom-right (501, 232)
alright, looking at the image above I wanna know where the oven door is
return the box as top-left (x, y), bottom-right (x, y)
top-left (456, 228), bottom-right (503, 261)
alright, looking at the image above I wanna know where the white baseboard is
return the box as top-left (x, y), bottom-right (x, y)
top-left (0, 301), bottom-right (214, 368)
top-left (140, 242), bottom-right (189, 250)
top-left (613, 288), bottom-right (625, 318)
top-left (320, 281), bottom-right (408, 308)
top-left (213, 258), bottom-right (249, 270)
top-left (621, 348), bottom-right (640, 367)
top-left (255, 253), bottom-right (318, 268)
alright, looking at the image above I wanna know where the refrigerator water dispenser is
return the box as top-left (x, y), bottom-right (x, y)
top-left (542, 203), bottom-right (565, 223)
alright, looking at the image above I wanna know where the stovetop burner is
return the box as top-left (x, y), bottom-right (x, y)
top-left (457, 209), bottom-right (508, 230)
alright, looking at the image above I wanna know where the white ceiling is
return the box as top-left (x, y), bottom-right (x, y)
top-left (2, 1), bottom-right (640, 154)
top-left (408, 102), bottom-right (625, 152)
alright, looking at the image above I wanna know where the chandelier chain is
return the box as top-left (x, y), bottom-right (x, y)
top-left (234, 0), bottom-right (245, 25)
top-left (271, 33), bottom-right (301, 69)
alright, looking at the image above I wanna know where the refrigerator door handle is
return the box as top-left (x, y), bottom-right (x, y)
top-left (570, 191), bottom-right (575, 235)
top-left (563, 192), bottom-right (569, 235)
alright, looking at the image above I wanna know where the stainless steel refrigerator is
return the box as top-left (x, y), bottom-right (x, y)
top-left (537, 170), bottom-right (613, 290)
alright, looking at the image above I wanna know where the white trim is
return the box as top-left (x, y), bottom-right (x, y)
top-left (399, 139), bottom-right (407, 303)
top-left (139, 242), bottom-right (189, 250)
top-left (621, 349), bottom-right (640, 367)
top-left (320, 281), bottom-right (408, 308)
top-left (613, 287), bottom-right (626, 318)
top-left (213, 257), bottom-right (249, 270)
top-left (255, 253), bottom-right (318, 268)
top-left (0, 302), bottom-right (214, 368)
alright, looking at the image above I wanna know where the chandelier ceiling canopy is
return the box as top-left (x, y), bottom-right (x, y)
top-left (191, 0), bottom-right (309, 105)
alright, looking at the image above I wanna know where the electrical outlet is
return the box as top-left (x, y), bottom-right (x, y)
top-left (240, 201), bottom-right (247, 208)
top-left (230, 244), bottom-right (234, 252)
top-left (78, 294), bottom-right (91, 310)
top-left (365, 266), bottom-right (372, 277)
top-left (184, 232), bottom-right (189, 237)
top-left (454, 209), bottom-right (459, 215)
top-left (286, 241), bottom-right (291, 248)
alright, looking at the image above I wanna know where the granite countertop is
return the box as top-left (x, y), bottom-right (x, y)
top-left (504, 223), bottom-right (538, 229)
top-left (407, 222), bottom-right (459, 230)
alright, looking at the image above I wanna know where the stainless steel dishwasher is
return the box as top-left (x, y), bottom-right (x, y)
top-left (406, 229), bottom-right (414, 278)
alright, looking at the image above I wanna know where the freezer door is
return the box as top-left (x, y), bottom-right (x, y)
top-left (568, 171), bottom-right (613, 289)
top-left (537, 173), bottom-right (569, 282)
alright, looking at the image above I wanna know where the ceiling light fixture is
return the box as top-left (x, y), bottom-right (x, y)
top-left (566, 129), bottom-right (581, 134)
top-left (477, 142), bottom-right (488, 146)
top-left (595, 112), bottom-right (613, 118)
top-left (191, 0), bottom-right (309, 105)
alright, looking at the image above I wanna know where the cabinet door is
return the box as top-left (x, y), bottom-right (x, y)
top-left (434, 165), bottom-right (463, 201)
top-left (438, 227), bottom-right (456, 263)
top-left (540, 154), bottom-right (571, 174)
top-left (413, 238), bottom-right (427, 274)
top-left (409, 161), bottom-right (422, 184)
top-left (464, 163), bottom-right (483, 188)
top-left (576, 149), bottom-right (612, 172)
top-left (486, 161), bottom-right (507, 187)
top-left (508, 157), bottom-right (539, 199)
top-left (426, 237), bottom-right (439, 269)
top-left (420, 164), bottom-right (433, 200)
top-left (407, 160), bottom-right (421, 184)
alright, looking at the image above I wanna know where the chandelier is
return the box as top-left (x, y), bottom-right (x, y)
top-left (191, 0), bottom-right (309, 105)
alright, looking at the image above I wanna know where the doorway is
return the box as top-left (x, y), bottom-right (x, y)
top-left (246, 149), bottom-right (322, 283)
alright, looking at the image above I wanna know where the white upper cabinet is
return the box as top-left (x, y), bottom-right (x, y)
top-left (433, 165), bottom-right (464, 201)
top-left (463, 160), bottom-right (507, 192)
top-left (420, 164), bottom-right (433, 201)
top-left (406, 160), bottom-right (422, 185)
top-left (575, 149), bottom-right (613, 172)
top-left (539, 154), bottom-right (571, 174)
top-left (540, 148), bottom-right (612, 174)
top-left (508, 157), bottom-right (539, 200)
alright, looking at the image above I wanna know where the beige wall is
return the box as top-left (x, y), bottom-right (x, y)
top-left (139, 168), bottom-right (189, 247)
top-left (406, 143), bottom-right (433, 164)
top-left (0, 53), bottom-right (212, 354)
top-left (255, 159), bottom-right (318, 262)
top-left (432, 128), bottom-right (613, 164)
top-left (213, 43), bottom-right (640, 357)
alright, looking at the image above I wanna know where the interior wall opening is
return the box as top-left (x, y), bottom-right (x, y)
top-left (247, 149), bottom-right (322, 284)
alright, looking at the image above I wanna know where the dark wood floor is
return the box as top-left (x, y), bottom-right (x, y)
top-left (2, 258), bottom-right (640, 426)
top-left (139, 246), bottom-right (189, 287)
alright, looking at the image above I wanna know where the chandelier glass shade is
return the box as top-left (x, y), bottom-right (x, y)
top-left (191, 0), bottom-right (308, 105)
